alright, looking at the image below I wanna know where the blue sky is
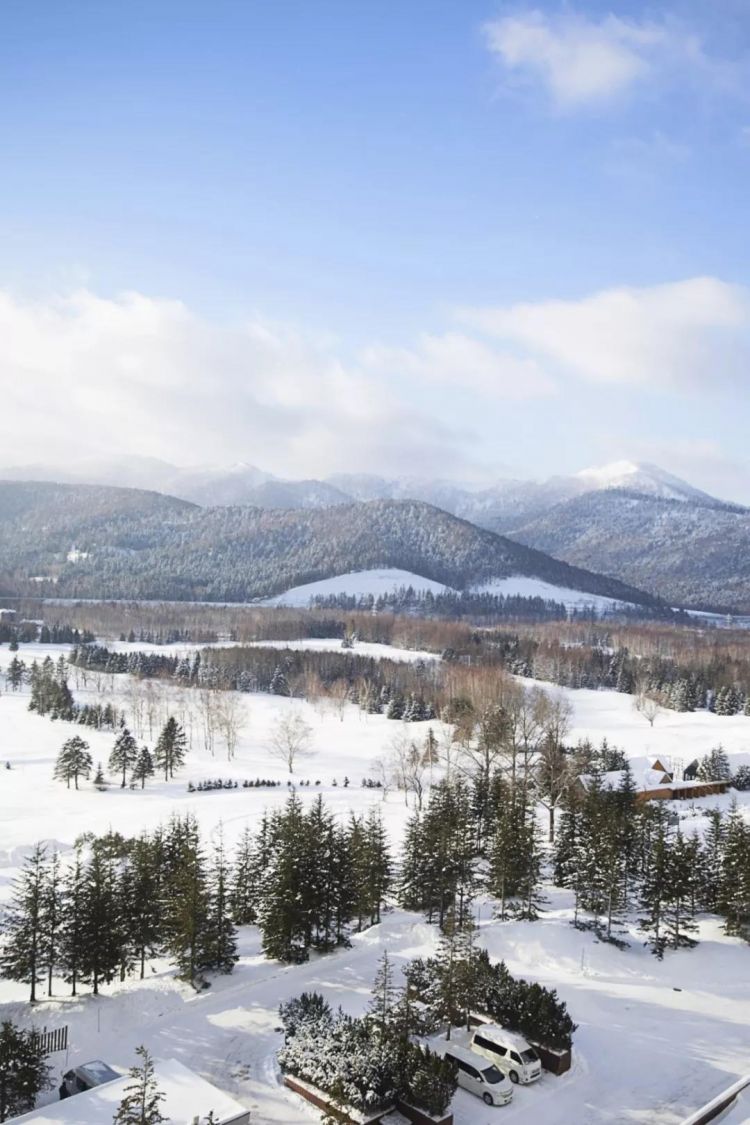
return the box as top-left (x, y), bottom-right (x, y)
top-left (1, 1), bottom-right (750, 500)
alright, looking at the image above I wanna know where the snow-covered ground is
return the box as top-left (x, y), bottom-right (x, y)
top-left (242, 637), bottom-right (439, 663)
top-left (470, 575), bottom-right (630, 612)
top-left (260, 568), bottom-right (630, 614)
top-left (260, 569), bottom-right (450, 606)
top-left (1, 640), bottom-right (750, 1124)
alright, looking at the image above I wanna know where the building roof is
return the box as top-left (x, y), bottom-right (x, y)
top-left (579, 759), bottom-right (729, 796)
top-left (8, 1058), bottom-right (249, 1125)
top-left (579, 765), bottom-right (670, 793)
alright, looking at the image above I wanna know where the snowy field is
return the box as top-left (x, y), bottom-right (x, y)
top-left (242, 637), bottom-right (439, 663)
top-left (260, 568), bottom-right (450, 605)
top-left (1, 639), bottom-right (750, 1124)
top-left (260, 567), bottom-right (632, 613)
top-left (471, 575), bottom-right (630, 611)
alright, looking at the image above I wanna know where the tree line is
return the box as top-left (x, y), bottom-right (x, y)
top-left (0, 796), bottom-right (390, 1001)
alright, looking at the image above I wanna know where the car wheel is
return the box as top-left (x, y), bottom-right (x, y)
top-left (483, 1092), bottom-right (494, 1105)
top-left (509, 1070), bottom-right (519, 1084)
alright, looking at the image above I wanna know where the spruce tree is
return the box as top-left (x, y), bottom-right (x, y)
top-left (40, 850), bottom-right (61, 997)
top-left (204, 833), bottom-right (238, 974)
top-left (131, 745), bottom-right (155, 789)
top-left (0, 1020), bottom-right (52, 1122)
top-left (109, 727), bottom-right (138, 788)
top-left (124, 836), bottom-right (163, 979)
top-left (0, 844), bottom-right (47, 1002)
top-left (58, 847), bottom-right (84, 996)
top-left (639, 806), bottom-right (671, 959)
top-left (53, 736), bottom-right (93, 789)
top-left (257, 796), bottom-right (311, 963)
top-left (367, 951), bottom-right (398, 1033)
top-left (718, 804), bottom-right (750, 939)
top-left (229, 825), bottom-right (258, 925)
top-left (78, 848), bottom-right (123, 995)
top-left (163, 825), bottom-right (211, 983)
top-left (664, 832), bottom-right (699, 951)
top-left (112, 1046), bottom-right (167, 1125)
top-left (153, 717), bottom-right (187, 781)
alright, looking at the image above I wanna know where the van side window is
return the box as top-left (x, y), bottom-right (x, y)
top-left (455, 1059), bottom-right (479, 1079)
top-left (474, 1034), bottom-right (496, 1052)
top-left (510, 1051), bottom-right (522, 1064)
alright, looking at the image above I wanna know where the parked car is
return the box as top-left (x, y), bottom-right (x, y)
top-left (443, 1044), bottom-right (513, 1106)
top-left (59, 1060), bottom-right (120, 1099)
top-left (470, 1025), bottom-right (542, 1085)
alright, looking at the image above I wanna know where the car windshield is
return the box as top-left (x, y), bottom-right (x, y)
top-left (521, 1049), bottom-right (539, 1064)
top-left (482, 1066), bottom-right (504, 1084)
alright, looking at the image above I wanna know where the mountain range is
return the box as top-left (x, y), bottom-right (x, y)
top-left (0, 480), bottom-right (661, 609)
top-left (1, 458), bottom-right (747, 612)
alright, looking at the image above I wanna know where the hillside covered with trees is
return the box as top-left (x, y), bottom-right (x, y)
top-left (0, 481), bottom-right (662, 607)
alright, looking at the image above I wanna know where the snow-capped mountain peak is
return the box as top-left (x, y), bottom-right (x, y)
top-left (574, 461), bottom-right (715, 504)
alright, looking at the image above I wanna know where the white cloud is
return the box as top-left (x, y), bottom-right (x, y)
top-left (361, 331), bottom-right (556, 399)
top-left (0, 288), bottom-right (473, 478)
top-left (458, 277), bottom-right (750, 390)
top-left (483, 9), bottom-right (706, 110)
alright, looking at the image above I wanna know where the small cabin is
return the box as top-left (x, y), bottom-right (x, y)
top-left (578, 757), bottom-right (731, 803)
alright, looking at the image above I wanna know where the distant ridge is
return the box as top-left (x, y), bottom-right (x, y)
top-left (0, 480), bottom-right (662, 608)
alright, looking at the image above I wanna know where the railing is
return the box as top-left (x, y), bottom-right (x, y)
top-left (680, 1075), bottom-right (750, 1125)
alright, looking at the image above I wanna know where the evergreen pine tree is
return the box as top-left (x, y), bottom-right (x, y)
top-left (717, 804), bottom-right (750, 939)
top-left (153, 717), bottom-right (187, 781)
top-left (53, 736), bottom-right (93, 789)
top-left (58, 847), bottom-right (84, 996)
top-left (163, 822), bottom-right (211, 983)
top-left (131, 745), bottom-right (155, 789)
top-left (204, 833), bottom-right (238, 974)
top-left (0, 844), bottom-right (47, 1002)
top-left (270, 666), bottom-right (290, 696)
top-left (367, 951), bottom-right (398, 1033)
top-left (0, 1020), bottom-right (52, 1121)
top-left (124, 836), bottom-right (163, 979)
top-left (229, 825), bottom-right (258, 925)
top-left (112, 1046), bottom-right (167, 1125)
top-left (78, 847), bottom-right (123, 995)
top-left (40, 850), bottom-right (61, 997)
top-left (639, 806), bottom-right (671, 959)
top-left (109, 727), bottom-right (138, 788)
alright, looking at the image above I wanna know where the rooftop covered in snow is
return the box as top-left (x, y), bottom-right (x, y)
top-left (8, 1058), bottom-right (250, 1125)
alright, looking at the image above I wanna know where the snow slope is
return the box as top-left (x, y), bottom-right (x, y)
top-left (262, 569), bottom-right (633, 613)
top-left (470, 575), bottom-right (630, 611)
top-left (260, 568), bottom-right (451, 606)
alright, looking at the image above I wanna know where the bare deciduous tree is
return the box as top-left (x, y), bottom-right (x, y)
top-left (269, 711), bottom-right (314, 773)
top-left (215, 691), bottom-right (247, 760)
top-left (634, 688), bottom-right (662, 727)
top-left (389, 729), bottom-right (428, 809)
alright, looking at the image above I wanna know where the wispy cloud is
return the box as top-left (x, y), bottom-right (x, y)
top-left (0, 289), bottom-right (475, 479)
top-left (482, 8), bottom-right (717, 111)
top-left (458, 277), bottom-right (750, 391)
top-left (361, 332), bottom-right (556, 399)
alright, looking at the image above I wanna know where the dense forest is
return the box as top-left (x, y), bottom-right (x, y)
top-left (0, 481), bottom-right (661, 605)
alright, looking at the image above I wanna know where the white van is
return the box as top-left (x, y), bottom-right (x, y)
top-left (470, 1025), bottom-right (542, 1085)
top-left (443, 1044), bottom-right (513, 1107)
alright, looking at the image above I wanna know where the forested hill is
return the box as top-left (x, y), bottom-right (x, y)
top-left (0, 480), bottom-right (662, 607)
top-left (510, 488), bottom-right (750, 614)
